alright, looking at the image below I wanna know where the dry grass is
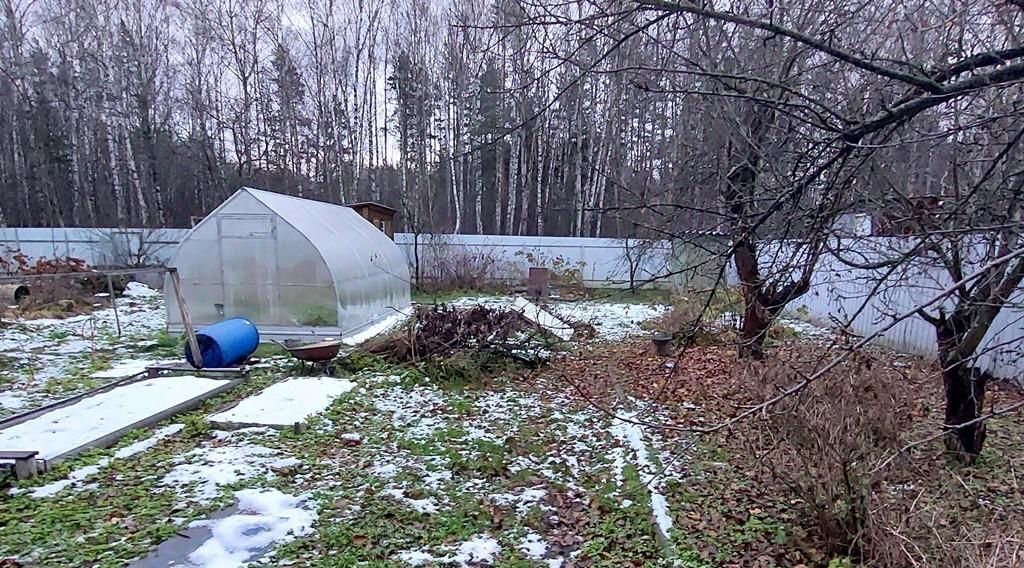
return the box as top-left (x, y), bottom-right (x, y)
top-left (542, 337), bottom-right (1024, 567)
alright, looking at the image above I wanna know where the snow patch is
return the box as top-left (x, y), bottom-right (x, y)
top-left (397, 534), bottom-right (501, 567)
top-left (182, 488), bottom-right (317, 568)
top-left (373, 384), bottom-right (446, 439)
top-left (91, 358), bottom-right (163, 379)
top-left (489, 487), bottom-right (547, 516)
top-left (343, 309), bottom-right (411, 346)
top-left (550, 301), bottom-right (669, 341)
top-left (447, 296), bottom-right (667, 341)
top-left (778, 317), bottom-right (831, 338)
top-left (269, 457), bottom-right (301, 469)
top-left (518, 529), bottom-right (548, 559)
top-left (0, 377), bottom-right (228, 461)
top-left (123, 282), bottom-right (161, 298)
top-left (383, 488), bottom-right (441, 514)
top-left (509, 297), bottom-right (574, 340)
top-left (209, 377), bottom-right (355, 427)
top-left (211, 427), bottom-right (276, 441)
top-left (161, 442), bottom-right (285, 503)
top-left (0, 391), bottom-right (27, 411)
top-left (113, 423), bottom-right (185, 459)
top-left (22, 423), bottom-right (184, 498)
top-left (370, 462), bottom-right (399, 479)
top-left (609, 411), bottom-right (673, 541)
top-left (28, 478), bottom-right (77, 498)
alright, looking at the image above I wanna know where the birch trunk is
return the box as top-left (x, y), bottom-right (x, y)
top-left (123, 125), bottom-right (149, 225)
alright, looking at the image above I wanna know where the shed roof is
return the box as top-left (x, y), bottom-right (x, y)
top-left (345, 201), bottom-right (398, 215)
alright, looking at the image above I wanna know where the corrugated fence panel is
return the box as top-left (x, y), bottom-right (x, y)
top-left (4, 228), bottom-right (1021, 380)
top-left (2, 229), bottom-right (673, 289)
top-left (393, 234), bottom-right (673, 288)
top-left (0, 228), bottom-right (187, 269)
top-left (784, 242), bottom-right (1024, 383)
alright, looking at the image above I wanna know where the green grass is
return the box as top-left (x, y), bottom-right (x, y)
top-left (581, 287), bottom-right (673, 304)
top-left (143, 331), bottom-right (183, 356)
top-left (253, 342), bottom-right (288, 359)
top-left (411, 288), bottom-right (501, 304)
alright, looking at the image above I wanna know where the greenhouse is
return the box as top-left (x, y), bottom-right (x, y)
top-left (166, 187), bottom-right (411, 340)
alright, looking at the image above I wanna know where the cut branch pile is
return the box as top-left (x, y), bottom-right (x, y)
top-left (366, 304), bottom-right (556, 366)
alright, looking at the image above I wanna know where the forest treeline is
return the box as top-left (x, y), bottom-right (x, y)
top-left (0, 0), bottom-right (711, 235)
top-left (0, 0), bottom-right (1021, 239)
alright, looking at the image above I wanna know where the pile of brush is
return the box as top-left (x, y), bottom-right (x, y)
top-left (364, 304), bottom-right (559, 381)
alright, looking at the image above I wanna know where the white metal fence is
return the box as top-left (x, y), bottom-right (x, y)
top-left (780, 238), bottom-right (1024, 383)
top-left (0, 227), bottom-right (186, 269)
top-left (394, 233), bottom-right (672, 288)
top-left (0, 228), bottom-right (672, 289)
top-left (4, 228), bottom-right (1021, 380)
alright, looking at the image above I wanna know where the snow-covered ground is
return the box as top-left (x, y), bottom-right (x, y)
top-left (550, 301), bottom-right (670, 340)
top-left (447, 295), bottom-right (670, 341)
top-left (160, 436), bottom-right (294, 504)
top-left (2, 292), bottom-right (685, 567)
top-left (0, 282), bottom-right (168, 417)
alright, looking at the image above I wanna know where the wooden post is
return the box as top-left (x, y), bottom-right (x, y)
top-left (106, 274), bottom-right (121, 337)
top-left (651, 332), bottom-right (673, 357)
top-left (11, 455), bottom-right (38, 480)
top-left (168, 267), bottom-right (203, 369)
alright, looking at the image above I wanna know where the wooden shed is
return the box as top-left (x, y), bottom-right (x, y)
top-left (345, 201), bottom-right (397, 240)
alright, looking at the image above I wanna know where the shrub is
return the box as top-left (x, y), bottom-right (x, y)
top-left (661, 287), bottom-right (743, 345)
top-left (412, 235), bottom-right (513, 293)
top-left (739, 351), bottom-right (911, 559)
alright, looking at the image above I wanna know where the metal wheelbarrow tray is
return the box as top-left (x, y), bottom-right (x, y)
top-left (276, 339), bottom-right (344, 363)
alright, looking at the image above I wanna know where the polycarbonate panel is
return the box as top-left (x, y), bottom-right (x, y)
top-left (273, 220), bottom-right (336, 327)
top-left (247, 189), bottom-right (411, 337)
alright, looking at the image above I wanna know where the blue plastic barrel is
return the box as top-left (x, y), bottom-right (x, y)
top-left (185, 317), bottom-right (260, 369)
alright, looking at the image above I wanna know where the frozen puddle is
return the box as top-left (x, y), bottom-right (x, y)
top-left (132, 489), bottom-right (316, 568)
top-left (0, 377), bottom-right (232, 461)
top-left (209, 377), bottom-right (356, 427)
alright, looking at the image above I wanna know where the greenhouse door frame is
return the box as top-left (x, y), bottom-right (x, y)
top-left (216, 214), bottom-right (281, 322)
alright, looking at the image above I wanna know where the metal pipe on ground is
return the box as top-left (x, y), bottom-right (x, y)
top-left (0, 284), bottom-right (29, 305)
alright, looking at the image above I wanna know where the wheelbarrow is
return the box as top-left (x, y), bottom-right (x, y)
top-left (275, 339), bottom-right (344, 375)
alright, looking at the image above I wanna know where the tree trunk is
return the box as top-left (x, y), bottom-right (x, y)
top-left (941, 362), bottom-right (988, 462)
top-left (934, 311), bottom-right (991, 462)
top-left (738, 303), bottom-right (771, 359)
